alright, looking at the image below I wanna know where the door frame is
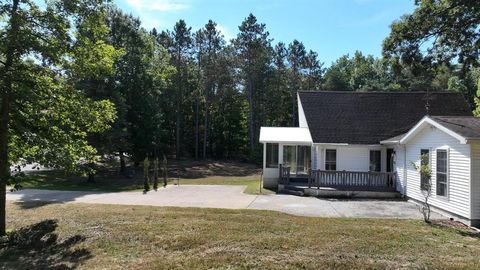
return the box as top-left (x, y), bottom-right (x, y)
top-left (386, 148), bottom-right (394, 172)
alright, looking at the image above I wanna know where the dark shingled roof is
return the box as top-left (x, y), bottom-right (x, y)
top-left (298, 91), bottom-right (472, 144)
top-left (431, 116), bottom-right (480, 139)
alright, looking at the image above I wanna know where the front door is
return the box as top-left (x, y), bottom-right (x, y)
top-left (386, 148), bottom-right (394, 172)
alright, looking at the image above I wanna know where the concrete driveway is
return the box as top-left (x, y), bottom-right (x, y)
top-left (6, 185), bottom-right (443, 219)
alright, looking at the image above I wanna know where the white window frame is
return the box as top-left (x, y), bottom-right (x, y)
top-left (435, 148), bottom-right (449, 199)
top-left (324, 148), bottom-right (337, 171)
top-left (282, 144), bottom-right (311, 175)
top-left (265, 143), bottom-right (279, 168)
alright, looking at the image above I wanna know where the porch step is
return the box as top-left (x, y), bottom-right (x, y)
top-left (278, 183), bottom-right (400, 198)
top-left (279, 185), bottom-right (305, 196)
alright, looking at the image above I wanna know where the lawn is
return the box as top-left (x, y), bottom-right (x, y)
top-left (11, 160), bottom-right (273, 195)
top-left (2, 201), bottom-right (480, 269)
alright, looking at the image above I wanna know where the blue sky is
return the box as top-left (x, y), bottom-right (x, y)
top-left (116, 0), bottom-right (416, 65)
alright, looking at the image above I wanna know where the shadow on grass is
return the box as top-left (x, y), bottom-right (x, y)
top-left (0, 219), bottom-right (91, 269)
top-left (13, 200), bottom-right (65, 210)
top-left (21, 170), bottom-right (143, 192)
top-left (168, 160), bottom-right (260, 179)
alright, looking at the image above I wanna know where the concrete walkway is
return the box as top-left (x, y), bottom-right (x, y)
top-left (6, 185), bottom-right (443, 219)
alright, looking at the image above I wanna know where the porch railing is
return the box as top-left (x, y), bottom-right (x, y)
top-left (278, 164), bottom-right (291, 185)
top-left (279, 166), bottom-right (397, 192)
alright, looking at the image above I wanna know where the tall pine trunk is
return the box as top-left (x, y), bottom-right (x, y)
top-left (247, 76), bottom-right (255, 154)
top-left (203, 92), bottom-right (209, 159)
top-left (194, 95), bottom-right (199, 160)
top-left (291, 92), bottom-right (296, 127)
top-left (175, 50), bottom-right (182, 159)
top-left (195, 55), bottom-right (201, 160)
top-left (291, 68), bottom-right (298, 127)
top-left (0, 0), bottom-right (20, 236)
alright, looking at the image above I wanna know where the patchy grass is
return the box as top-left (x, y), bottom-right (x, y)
top-left (170, 175), bottom-right (273, 195)
top-left (10, 160), bottom-right (271, 194)
top-left (3, 201), bottom-right (480, 269)
top-left (10, 170), bottom-right (143, 192)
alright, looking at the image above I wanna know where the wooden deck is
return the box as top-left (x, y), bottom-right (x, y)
top-left (279, 165), bottom-right (397, 192)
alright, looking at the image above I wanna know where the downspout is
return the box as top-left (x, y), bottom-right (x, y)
top-left (403, 144), bottom-right (407, 197)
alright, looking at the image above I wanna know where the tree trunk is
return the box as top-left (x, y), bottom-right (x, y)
top-left (194, 92), bottom-right (199, 160)
top-left (291, 68), bottom-right (298, 127)
top-left (248, 76), bottom-right (255, 154)
top-left (203, 87), bottom-right (209, 159)
top-left (0, 0), bottom-right (20, 236)
top-left (87, 161), bottom-right (95, 183)
top-left (0, 82), bottom-right (10, 237)
top-left (291, 91), bottom-right (296, 127)
top-left (175, 51), bottom-right (182, 159)
top-left (119, 150), bottom-right (126, 173)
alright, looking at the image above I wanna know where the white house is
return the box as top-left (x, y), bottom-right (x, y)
top-left (260, 91), bottom-right (480, 226)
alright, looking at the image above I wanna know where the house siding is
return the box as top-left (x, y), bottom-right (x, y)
top-left (470, 142), bottom-right (480, 220)
top-left (405, 126), bottom-right (471, 219)
top-left (394, 145), bottom-right (406, 193)
top-left (298, 94), bottom-right (308, 128)
top-left (314, 145), bottom-right (384, 172)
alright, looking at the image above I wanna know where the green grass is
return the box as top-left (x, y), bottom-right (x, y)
top-left (11, 170), bottom-right (272, 195)
top-left (170, 175), bottom-right (274, 194)
top-left (10, 170), bottom-right (143, 192)
top-left (3, 201), bottom-right (480, 269)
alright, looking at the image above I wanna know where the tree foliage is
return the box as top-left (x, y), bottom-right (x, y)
top-left (0, 0), bottom-right (117, 235)
top-left (383, 0), bottom-right (479, 70)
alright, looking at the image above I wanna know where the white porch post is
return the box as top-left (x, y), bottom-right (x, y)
top-left (381, 146), bottom-right (387, 172)
top-left (262, 143), bottom-right (266, 171)
top-left (310, 144), bottom-right (315, 170)
top-left (278, 143), bottom-right (284, 166)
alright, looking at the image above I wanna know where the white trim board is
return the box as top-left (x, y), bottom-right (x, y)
top-left (400, 116), bottom-right (468, 145)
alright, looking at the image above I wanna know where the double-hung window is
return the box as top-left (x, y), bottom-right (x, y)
top-left (436, 149), bottom-right (448, 197)
top-left (325, 149), bottom-right (337, 171)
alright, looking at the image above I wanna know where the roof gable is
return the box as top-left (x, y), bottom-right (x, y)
top-left (298, 91), bottom-right (472, 144)
top-left (399, 116), bottom-right (468, 144)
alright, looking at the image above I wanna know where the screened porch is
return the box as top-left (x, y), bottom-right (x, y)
top-left (259, 127), bottom-right (314, 187)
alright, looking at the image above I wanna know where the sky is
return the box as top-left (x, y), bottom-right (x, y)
top-left (116, 0), bottom-right (417, 65)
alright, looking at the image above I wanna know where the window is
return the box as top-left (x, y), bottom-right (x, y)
top-left (283, 145), bottom-right (297, 173)
top-left (266, 143), bottom-right (279, 168)
top-left (282, 145), bottom-right (311, 175)
top-left (296, 145), bottom-right (311, 175)
top-left (369, 150), bottom-right (381, 172)
top-left (436, 149), bottom-right (448, 197)
top-left (325, 149), bottom-right (336, 171)
top-left (420, 149), bottom-right (430, 190)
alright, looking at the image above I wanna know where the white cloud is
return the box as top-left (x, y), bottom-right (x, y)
top-left (126, 0), bottom-right (191, 12)
top-left (216, 24), bottom-right (235, 42)
top-left (123, 0), bottom-right (192, 29)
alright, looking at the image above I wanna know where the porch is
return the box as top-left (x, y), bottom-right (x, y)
top-left (278, 165), bottom-right (399, 198)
